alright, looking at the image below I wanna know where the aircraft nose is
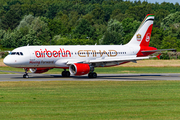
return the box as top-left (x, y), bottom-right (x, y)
top-left (3, 56), bottom-right (11, 66)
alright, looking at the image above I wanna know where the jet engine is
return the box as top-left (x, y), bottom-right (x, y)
top-left (30, 68), bottom-right (50, 73)
top-left (69, 63), bottom-right (90, 76)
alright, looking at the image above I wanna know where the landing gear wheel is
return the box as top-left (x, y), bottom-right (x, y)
top-left (62, 71), bottom-right (66, 77)
top-left (88, 72), bottom-right (97, 78)
top-left (88, 73), bottom-right (92, 78)
top-left (62, 71), bottom-right (70, 77)
top-left (92, 72), bottom-right (97, 78)
top-left (65, 71), bottom-right (70, 77)
top-left (23, 74), bottom-right (29, 78)
top-left (23, 68), bottom-right (29, 78)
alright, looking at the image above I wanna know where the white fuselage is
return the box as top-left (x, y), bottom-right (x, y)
top-left (3, 44), bottom-right (140, 68)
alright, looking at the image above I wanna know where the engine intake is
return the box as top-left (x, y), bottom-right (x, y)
top-left (69, 63), bottom-right (90, 76)
top-left (30, 68), bottom-right (50, 73)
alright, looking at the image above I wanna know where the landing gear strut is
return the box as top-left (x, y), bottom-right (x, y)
top-left (23, 68), bottom-right (29, 78)
top-left (62, 69), bottom-right (70, 77)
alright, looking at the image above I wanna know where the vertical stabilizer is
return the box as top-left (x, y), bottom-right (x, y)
top-left (126, 14), bottom-right (154, 47)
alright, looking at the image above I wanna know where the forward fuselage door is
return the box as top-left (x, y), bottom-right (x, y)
top-left (29, 48), bottom-right (41, 67)
top-left (30, 49), bottom-right (35, 60)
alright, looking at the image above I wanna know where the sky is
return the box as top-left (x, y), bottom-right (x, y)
top-left (128, 0), bottom-right (180, 4)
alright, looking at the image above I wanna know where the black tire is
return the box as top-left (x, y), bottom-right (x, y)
top-left (65, 71), bottom-right (70, 77)
top-left (23, 74), bottom-right (29, 78)
top-left (62, 71), bottom-right (70, 77)
top-left (92, 72), bottom-right (97, 78)
top-left (88, 72), bottom-right (97, 78)
top-left (23, 75), bottom-right (26, 78)
top-left (62, 71), bottom-right (66, 77)
top-left (88, 73), bottom-right (92, 78)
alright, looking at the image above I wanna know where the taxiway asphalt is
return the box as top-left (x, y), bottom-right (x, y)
top-left (0, 73), bottom-right (180, 81)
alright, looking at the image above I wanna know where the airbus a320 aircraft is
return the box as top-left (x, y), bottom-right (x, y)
top-left (3, 14), bottom-right (164, 78)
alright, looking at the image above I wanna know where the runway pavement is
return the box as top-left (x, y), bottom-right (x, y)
top-left (1, 73), bottom-right (180, 81)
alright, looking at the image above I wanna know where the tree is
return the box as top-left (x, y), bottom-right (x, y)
top-left (91, 6), bottom-right (105, 24)
top-left (73, 18), bottom-right (96, 39)
top-left (17, 14), bottom-right (50, 44)
top-left (154, 9), bottom-right (170, 27)
top-left (48, 18), bottom-right (64, 38)
top-left (100, 19), bottom-right (124, 45)
top-left (126, 4), bottom-right (153, 21)
top-left (149, 27), bottom-right (165, 48)
top-left (16, 14), bottom-right (30, 29)
top-left (46, 3), bottom-right (60, 19)
top-left (0, 4), bottom-right (22, 30)
top-left (68, 11), bottom-right (80, 28)
top-left (1, 29), bottom-right (23, 48)
top-left (21, 29), bottom-right (40, 46)
top-left (161, 11), bottom-right (180, 30)
top-left (30, 17), bottom-right (50, 44)
top-left (122, 17), bottom-right (141, 44)
top-left (161, 35), bottom-right (179, 49)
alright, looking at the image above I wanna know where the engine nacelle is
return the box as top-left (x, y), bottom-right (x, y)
top-left (69, 63), bottom-right (90, 76)
top-left (30, 68), bottom-right (50, 73)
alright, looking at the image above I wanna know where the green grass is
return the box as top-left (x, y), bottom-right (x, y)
top-left (0, 81), bottom-right (180, 119)
top-left (1, 66), bottom-right (180, 74)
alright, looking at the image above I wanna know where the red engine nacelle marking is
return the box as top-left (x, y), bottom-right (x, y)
top-left (69, 63), bottom-right (90, 76)
top-left (30, 68), bottom-right (50, 73)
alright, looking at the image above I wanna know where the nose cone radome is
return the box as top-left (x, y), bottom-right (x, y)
top-left (3, 56), bottom-right (12, 66)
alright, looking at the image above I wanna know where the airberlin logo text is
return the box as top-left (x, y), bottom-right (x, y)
top-left (35, 48), bottom-right (71, 58)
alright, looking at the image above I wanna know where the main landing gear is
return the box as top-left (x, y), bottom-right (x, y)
top-left (62, 69), bottom-right (70, 77)
top-left (23, 68), bottom-right (29, 78)
top-left (88, 72), bottom-right (97, 78)
top-left (88, 66), bottom-right (97, 78)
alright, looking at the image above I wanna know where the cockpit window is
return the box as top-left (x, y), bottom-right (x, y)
top-left (10, 52), bottom-right (16, 55)
top-left (9, 52), bottom-right (23, 56)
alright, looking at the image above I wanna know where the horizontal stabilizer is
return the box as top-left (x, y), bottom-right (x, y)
top-left (141, 49), bottom-right (176, 53)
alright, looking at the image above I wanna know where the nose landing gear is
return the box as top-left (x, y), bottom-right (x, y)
top-left (23, 68), bottom-right (29, 78)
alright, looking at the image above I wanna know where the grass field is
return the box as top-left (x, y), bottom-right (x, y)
top-left (1, 81), bottom-right (180, 119)
top-left (1, 59), bottom-right (180, 119)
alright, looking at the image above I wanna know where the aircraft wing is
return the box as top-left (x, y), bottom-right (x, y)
top-left (67, 55), bottom-right (150, 65)
top-left (89, 56), bottom-right (149, 63)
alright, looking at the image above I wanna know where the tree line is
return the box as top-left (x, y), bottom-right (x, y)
top-left (0, 0), bottom-right (180, 50)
